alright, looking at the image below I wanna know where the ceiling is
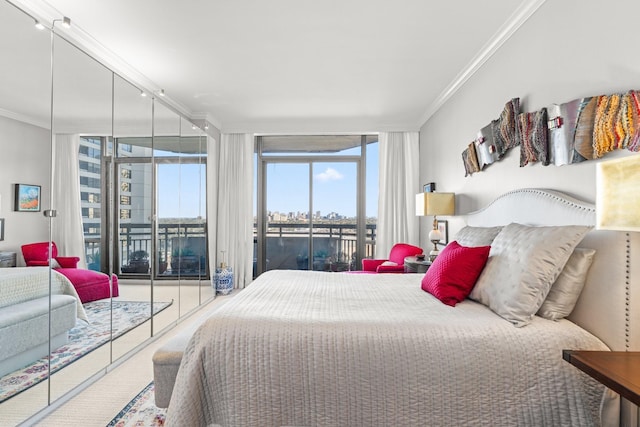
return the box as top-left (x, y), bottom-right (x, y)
top-left (10, 0), bottom-right (543, 133)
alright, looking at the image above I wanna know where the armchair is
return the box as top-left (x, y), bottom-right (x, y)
top-left (361, 243), bottom-right (424, 273)
top-left (21, 242), bottom-right (119, 303)
top-left (21, 242), bottom-right (80, 268)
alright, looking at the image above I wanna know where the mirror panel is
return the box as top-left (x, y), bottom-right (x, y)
top-left (0, 2), bottom-right (51, 423)
top-left (177, 117), bottom-right (206, 315)
top-left (49, 33), bottom-right (113, 402)
top-left (112, 74), bottom-right (154, 360)
top-left (152, 101), bottom-right (181, 332)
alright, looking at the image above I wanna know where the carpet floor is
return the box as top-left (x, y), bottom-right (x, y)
top-left (108, 381), bottom-right (166, 426)
top-left (0, 300), bottom-right (171, 403)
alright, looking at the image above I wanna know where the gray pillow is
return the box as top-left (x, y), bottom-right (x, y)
top-left (468, 223), bottom-right (592, 327)
top-left (537, 248), bottom-right (596, 321)
top-left (454, 226), bottom-right (503, 247)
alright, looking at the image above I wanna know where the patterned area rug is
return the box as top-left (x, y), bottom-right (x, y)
top-left (0, 300), bottom-right (172, 403)
top-left (108, 381), bottom-right (166, 427)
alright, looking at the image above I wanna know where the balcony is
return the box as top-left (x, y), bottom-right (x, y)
top-left (85, 221), bottom-right (376, 278)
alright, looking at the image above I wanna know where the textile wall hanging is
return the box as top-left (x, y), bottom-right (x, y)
top-left (518, 108), bottom-right (548, 167)
top-left (461, 90), bottom-right (640, 177)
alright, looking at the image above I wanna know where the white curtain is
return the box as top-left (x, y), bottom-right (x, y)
top-left (52, 134), bottom-right (87, 268)
top-left (207, 133), bottom-right (254, 289)
top-left (376, 131), bottom-right (420, 257)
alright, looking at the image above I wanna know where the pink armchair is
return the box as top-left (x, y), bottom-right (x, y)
top-left (21, 242), bottom-right (119, 303)
top-left (21, 241), bottom-right (80, 268)
top-left (361, 243), bottom-right (424, 273)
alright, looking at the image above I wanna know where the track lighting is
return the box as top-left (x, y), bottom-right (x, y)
top-left (158, 89), bottom-right (165, 97)
top-left (61, 16), bottom-right (71, 28)
top-left (140, 91), bottom-right (147, 97)
top-left (34, 20), bottom-right (45, 30)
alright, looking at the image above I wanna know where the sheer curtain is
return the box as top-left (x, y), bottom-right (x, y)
top-left (207, 133), bottom-right (254, 289)
top-left (376, 131), bottom-right (420, 257)
top-left (52, 134), bottom-right (87, 268)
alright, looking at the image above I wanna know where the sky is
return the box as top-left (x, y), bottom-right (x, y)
top-left (264, 145), bottom-right (378, 219)
top-left (156, 144), bottom-right (379, 219)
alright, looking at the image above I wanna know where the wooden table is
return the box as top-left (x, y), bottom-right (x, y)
top-left (563, 350), bottom-right (640, 406)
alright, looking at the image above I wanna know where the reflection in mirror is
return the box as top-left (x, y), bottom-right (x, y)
top-left (49, 32), bottom-right (113, 403)
top-left (111, 74), bottom-right (153, 361)
top-left (0, 2), bottom-right (51, 423)
top-left (178, 117), bottom-right (208, 315)
top-left (151, 100), bottom-right (181, 332)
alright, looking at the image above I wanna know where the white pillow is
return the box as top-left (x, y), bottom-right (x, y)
top-left (380, 261), bottom-right (398, 266)
top-left (537, 248), bottom-right (596, 321)
top-left (50, 258), bottom-right (61, 269)
top-left (469, 223), bottom-right (592, 327)
top-left (454, 226), bottom-right (503, 247)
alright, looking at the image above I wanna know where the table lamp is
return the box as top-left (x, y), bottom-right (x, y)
top-left (596, 154), bottom-right (640, 232)
top-left (416, 192), bottom-right (455, 261)
top-left (596, 154), bottom-right (640, 352)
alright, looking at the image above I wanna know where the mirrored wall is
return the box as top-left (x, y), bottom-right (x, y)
top-left (0, 2), bottom-right (213, 424)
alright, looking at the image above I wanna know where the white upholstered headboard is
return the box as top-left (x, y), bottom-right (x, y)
top-left (465, 188), bottom-right (640, 352)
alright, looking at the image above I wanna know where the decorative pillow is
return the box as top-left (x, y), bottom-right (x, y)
top-left (537, 248), bottom-right (596, 320)
top-left (50, 258), bottom-right (61, 269)
top-left (454, 226), bottom-right (503, 247)
top-left (468, 223), bottom-right (592, 327)
top-left (421, 241), bottom-right (491, 307)
top-left (380, 261), bottom-right (398, 266)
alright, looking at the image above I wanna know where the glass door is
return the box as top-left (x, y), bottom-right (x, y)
top-left (311, 162), bottom-right (357, 272)
top-left (264, 163), bottom-right (310, 271)
top-left (262, 160), bottom-right (358, 273)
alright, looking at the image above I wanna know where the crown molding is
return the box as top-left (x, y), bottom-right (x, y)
top-left (0, 108), bottom-right (49, 130)
top-left (418, 0), bottom-right (547, 128)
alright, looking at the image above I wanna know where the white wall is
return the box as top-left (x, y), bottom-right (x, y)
top-left (419, 0), bottom-right (640, 245)
top-left (0, 116), bottom-right (51, 264)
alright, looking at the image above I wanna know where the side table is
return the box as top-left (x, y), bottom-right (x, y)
top-left (563, 350), bottom-right (640, 406)
top-left (404, 255), bottom-right (431, 273)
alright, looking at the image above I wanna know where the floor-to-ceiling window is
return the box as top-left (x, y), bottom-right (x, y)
top-left (255, 135), bottom-right (378, 276)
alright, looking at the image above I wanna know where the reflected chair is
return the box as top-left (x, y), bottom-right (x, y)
top-left (361, 243), bottom-right (424, 273)
top-left (21, 242), bottom-right (119, 303)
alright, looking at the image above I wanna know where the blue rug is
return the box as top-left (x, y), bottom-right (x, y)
top-left (108, 381), bottom-right (166, 427)
top-left (0, 300), bottom-right (172, 403)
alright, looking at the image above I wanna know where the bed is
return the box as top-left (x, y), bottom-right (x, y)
top-left (166, 189), bottom-right (640, 426)
top-left (0, 267), bottom-right (87, 377)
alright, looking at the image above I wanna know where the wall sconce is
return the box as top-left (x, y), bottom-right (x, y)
top-left (416, 192), bottom-right (455, 261)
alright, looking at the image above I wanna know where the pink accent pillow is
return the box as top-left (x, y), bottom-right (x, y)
top-left (421, 241), bottom-right (491, 306)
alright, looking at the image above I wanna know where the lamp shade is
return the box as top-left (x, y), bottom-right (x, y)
top-left (596, 155), bottom-right (640, 231)
top-left (416, 192), bottom-right (455, 217)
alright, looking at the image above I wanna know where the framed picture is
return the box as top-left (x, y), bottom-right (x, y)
top-left (14, 184), bottom-right (41, 212)
top-left (423, 182), bottom-right (436, 192)
top-left (0, 218), bottom-right (4, 241)
top-left (436, 220), bottom-right (448, 245)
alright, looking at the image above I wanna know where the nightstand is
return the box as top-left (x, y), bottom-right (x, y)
top-left (0, 251), bottom-right (16, 268)
top-left (404, 256), bottom-right (431, 273)
top-left (563, 350), bottom-right (640, 406)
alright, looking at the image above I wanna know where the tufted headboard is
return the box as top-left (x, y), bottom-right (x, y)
top-left (465, 188), bottom-right (640, 352)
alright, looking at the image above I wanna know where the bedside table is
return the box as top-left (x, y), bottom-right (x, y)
top-left (404, 256), bottom-right (431, 273)
top-left (563, 350), bottom-right (640, 406)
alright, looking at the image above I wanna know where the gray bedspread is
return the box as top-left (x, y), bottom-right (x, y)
top-left (166, 270), bottom-right (617, 426)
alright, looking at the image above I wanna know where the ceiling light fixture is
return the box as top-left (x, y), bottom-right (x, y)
top-left (158, 89), bottom-right (165, 97)
top-left (61, 16), bottom-right (71, 28)
top-left (34, 20), bottom-right (45, 30)
top-left (140, 91), bottom-right (147, 97)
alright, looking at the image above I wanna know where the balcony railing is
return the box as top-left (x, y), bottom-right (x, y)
top-left (85, 221), bottom-right (377, 278)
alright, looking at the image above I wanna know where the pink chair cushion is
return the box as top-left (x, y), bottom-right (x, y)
top-left (387, 243), bottom-right (424, 265)
top-left (56, 268), bottom-right (119, 303)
